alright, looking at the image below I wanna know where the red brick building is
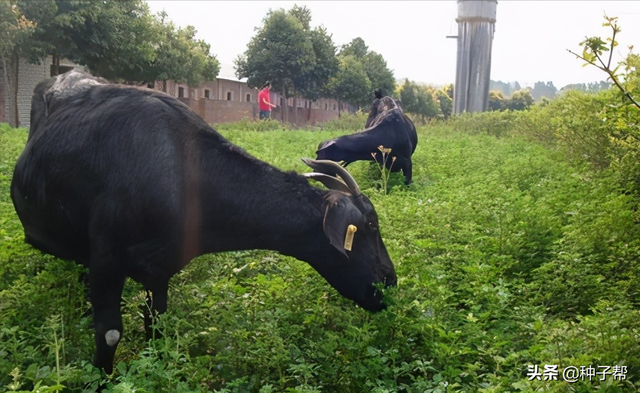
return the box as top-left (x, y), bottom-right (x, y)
top-left (1, 60), bottom-right (344, 128)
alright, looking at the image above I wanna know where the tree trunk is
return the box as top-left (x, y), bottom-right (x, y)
top-left (1, 50), bottom-right (20, 127)
top-left (282, 82), bottom-right (289, 125)
top-left (52, 54), bottom-right (60, 76)
top-left (338, 99), bottom-right (342, 118)
top-left (0, 53), bottom-right (9, 124)
top-left (11, 52), bottom-right (19, 127)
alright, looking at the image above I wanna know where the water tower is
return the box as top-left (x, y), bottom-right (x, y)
top-left (452, 0), bottom-right (497, 114)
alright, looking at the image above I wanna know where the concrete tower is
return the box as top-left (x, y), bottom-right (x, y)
top-left (453, 0), bottom-right (497, 114)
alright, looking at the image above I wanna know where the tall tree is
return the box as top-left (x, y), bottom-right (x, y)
top-left (149, 13), bottom-right (219, 89)
top-left (3, 0), bottom-right (219, 125)
top-left (235, 6), bottom-right (337, 124)
top-left (326, 55), bottom-right (371, 116)
top-left (340, 37), bottom-right (368, 59)
top-left (488, 89), bottom-right (506, 111)
top-left (18, 1), bottom-right (219, 85)
top-left (363, 51), bottom-right (395, 97)
top-left (296, 26), bottom-right (339, 119)
top-left (288, 3), bottom-right (311, 30)
top-left (506, 89), bottom-right (534, 111)
top-left (398, 79), bottom-right (438, 121)
top-left (434, 88), bottom-right (453, 118)
top-left (288, 6), bottom-right (338, 120)
top-left (337, 37), bottom-right (395, 107)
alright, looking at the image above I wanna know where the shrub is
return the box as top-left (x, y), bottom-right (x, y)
top-left (214, 117), bottom-right (283, 132)
top-left (314, 111), bottom-right (368, 132)
top-left (444, 110), bottom-right (520, 138)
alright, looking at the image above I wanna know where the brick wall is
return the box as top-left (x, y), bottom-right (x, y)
top-left (167, 78), bottom-right (343, 126)
top-left (16, 58), bottom-right (49, 127)
top-left (3, 58), bottom-right (344, 128)
top-left (3, 57), bottom-right (85, 127)
top-left (177, 97), bottom-right (258, 124)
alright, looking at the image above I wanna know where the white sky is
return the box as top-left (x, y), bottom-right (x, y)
top-left (146, 1), bottom-right (640, 89)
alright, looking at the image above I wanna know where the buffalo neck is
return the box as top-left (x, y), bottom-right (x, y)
top-left (187, 130), bottom-right (330, 263)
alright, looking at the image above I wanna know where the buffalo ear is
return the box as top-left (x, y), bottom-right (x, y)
top-left (323, 197), bottom-right (362, 256)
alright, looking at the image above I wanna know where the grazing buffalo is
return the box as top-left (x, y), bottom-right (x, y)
top-left (10, 70), bottom-right (396, 374)
top-left (316, 95), bottom-right (418, 184)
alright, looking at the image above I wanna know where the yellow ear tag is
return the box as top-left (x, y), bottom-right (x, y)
top-left (344, 224), bottom-right (357, 251)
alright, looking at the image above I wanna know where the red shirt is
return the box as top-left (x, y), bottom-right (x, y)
top-left (258, 88), bottom-right (271, 111)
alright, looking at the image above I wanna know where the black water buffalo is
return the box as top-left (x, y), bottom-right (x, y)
top-left (10, 70), bottom-right (396, 374)
top-left (316, 96), bottom-right (418, 184)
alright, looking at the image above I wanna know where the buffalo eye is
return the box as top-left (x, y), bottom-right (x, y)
top-left (367, 221), bottom-right (378, 231)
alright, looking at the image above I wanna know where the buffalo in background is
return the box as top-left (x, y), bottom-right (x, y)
top-left (316, 94), bottom-right (418, 185)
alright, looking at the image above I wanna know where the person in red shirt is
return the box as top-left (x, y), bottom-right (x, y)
top-left (258, 82), bottom-right (277, 119)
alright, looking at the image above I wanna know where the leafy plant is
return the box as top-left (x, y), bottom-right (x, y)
top-left (567, 14), bottom-right (640, 110)
top-left (371, 145), bottom-right (396, 194)
top-left (2, 113), bottom-right (640, 392)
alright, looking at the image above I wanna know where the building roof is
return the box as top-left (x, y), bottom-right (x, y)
top-left (217, 63), bottom-right (247, 83)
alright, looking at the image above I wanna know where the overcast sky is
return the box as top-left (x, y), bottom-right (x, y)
top-left (146, 1), bottom-right (640, 89)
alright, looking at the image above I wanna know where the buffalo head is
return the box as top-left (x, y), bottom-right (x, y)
top-left (303, 159), bottom-right (396, 311)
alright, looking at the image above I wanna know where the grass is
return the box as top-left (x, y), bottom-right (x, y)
top-left (1, 120), bottom-right (639, 392)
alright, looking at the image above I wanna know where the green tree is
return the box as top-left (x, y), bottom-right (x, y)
top-left (398, 79), bottom-right (438, 122)
top-left (2, 0), bottom-right (219, 125)
top-left (338, 37), bottom-right (395, 107)
top-left (434, 88), bottom-right (453, 118)
top-left (506, 89), bottom-right (534, 111)
top-left (326, 55), bottom-right (371, 116)
top-left (363, 51), bottom-right (395, 98)
top-left (287, 6), bottom-right (339, 119)
top-left (490, 80), bottom-right (520, 97)
top-left (23, 0), bottom-right (157, 80)
top-left (398, 79), bottom-right (417, 111)
top-left (235, 6), bottom-right (320, 123)
top-left (296, 25), bottom-right (339, 120)
top-left (17, 1), bottom-right (219, 86)
top-left (287, 3), bottom-right (311, 30)
top-left (150, 14), bottom-right (219, 89)
top-left (488, 89), bottom-right (506, 111)
top-left (339, 37), bottom-right (368, 59)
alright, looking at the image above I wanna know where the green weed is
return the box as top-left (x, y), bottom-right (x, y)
top-left (1, 118), bottom-right (639, 392)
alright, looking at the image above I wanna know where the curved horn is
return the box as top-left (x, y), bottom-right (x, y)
top-left (303, 172), bottom-right (351, 194)
top-left (301, 158), bottom-right (361, 195)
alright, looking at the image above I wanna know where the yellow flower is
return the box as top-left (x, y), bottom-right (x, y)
top-left (377, 145), bottom-right (392, 154)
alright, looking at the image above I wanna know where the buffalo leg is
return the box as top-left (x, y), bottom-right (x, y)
top-left (89, 256), bottom-right (126, 375)
top-left (403, 159), bottom-right (413, 185)
top-left (390, 156), bottom-right (413, 185)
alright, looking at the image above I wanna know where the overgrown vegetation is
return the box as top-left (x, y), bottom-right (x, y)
top-left (1, 11), bottom-right (638, 393)
top-left (2, 84), bottom-right (640, 392)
